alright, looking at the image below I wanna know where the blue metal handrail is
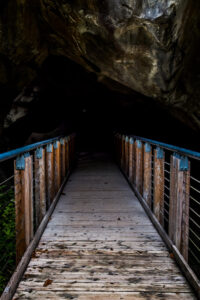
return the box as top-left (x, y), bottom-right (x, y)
top-left (0, 136), bottom-right (64, 162)
top-left (130, 135), bottom-right (200, 160)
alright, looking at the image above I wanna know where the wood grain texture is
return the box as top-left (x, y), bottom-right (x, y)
top-left (125, 137), bottom-right (129, 176)
top-left (61, 140), bottom-right (66, 180)
top-left (153, 149), bottom-right (164, 226)
top-left (35, 149), bottom-right (46, 228)
top-left (169, 156), bottom-right (190, 261)
top-left (54, 141), bottom-right (61, 193)
top-left (14, 162), bottom-right (26, 264)
top-left (128, 140), bottom-right (133, 182)
top-left (143, 146), bottom-right (152, 207)
top-left (46, 145), bottom-right (54, 207)
top-left (135, 141), bottom-right (143, 194)
top-left (13, 153), bottom-right (196, 300)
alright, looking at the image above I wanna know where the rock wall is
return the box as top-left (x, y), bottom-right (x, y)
top-left (0, 0), bottom-right (200, 135)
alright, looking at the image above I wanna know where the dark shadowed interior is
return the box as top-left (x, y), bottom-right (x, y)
top-left (2, 56), bottom-right (200, 153)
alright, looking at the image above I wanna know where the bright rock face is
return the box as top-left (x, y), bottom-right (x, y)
top-left (0, 0), bottom-right (200, 131)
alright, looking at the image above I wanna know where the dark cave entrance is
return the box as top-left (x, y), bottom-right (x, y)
top-left (3, 55), bottom-right (200, 153)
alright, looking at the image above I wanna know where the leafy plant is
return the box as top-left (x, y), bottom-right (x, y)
top-left (0, 184), bottom-right (15, 294)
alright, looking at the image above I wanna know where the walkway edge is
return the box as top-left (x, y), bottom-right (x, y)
top-left (0, 172), bottom-right (71, 300)
top-left (121, 168), bottom-right (200, 299)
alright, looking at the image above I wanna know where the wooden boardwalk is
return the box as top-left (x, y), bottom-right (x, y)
top-left (13, 153), bottom-right (196, 299)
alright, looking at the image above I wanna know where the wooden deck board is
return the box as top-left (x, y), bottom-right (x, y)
top-left (13, 153), bottom-right (196, 299)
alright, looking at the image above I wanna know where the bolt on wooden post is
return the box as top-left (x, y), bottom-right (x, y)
top-left (169, 155), bottom-right (190, 261)
top-left (54, 140), bottom-right (61, 193)
top-left (129, 137), bottom-right (134, 182)
top-left (14, 154), bottom-right (33, 263)
top-left (135, 140), bottom-right (143, 194)
top-left (153, 147), bottom-right (165, 226)
top-left (143, 143), bottom-right (152, 207)
top-left (35, 147), bottom-right (46, 228)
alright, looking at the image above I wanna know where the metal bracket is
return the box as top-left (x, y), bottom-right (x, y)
top-left (129, 137), bottom-right (134, 144)
top-left (179, 156), bottom-right (189, 171)
top-left (60, 138), bottom-right (65, 145)
top-left (173, 152), bottom-right (181, 159)
top-left (16, 155), bottom-right (25, 170)
top-left (53, 141), bottom-right (58, 149)
top-left (46, 144), bottom-right (53, 153)
top-left (156, 147), bottom-right (164, 159)
top-left (145, 143), bottom-right (151, 153)
top-left (36, 147), bottom-right (43, 159)
top-left (136, 140), bottom-right (142, 149)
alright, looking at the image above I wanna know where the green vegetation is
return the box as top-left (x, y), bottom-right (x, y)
top-left (0, 185), bottom-right (15, 294)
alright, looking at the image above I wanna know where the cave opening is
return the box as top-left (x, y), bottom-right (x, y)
top-left (2, 55), bottom-right (199, 154)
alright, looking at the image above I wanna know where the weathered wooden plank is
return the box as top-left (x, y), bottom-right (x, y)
top-left (143, 143), bottom-right (152, 207)
top-left (54, 141), bottom-right (61, 193)
top-left (153, 147), bottom-right (165, 226)
top-left (14, 160), bottom-right (26, 264)
top-left (169, 155), bottom-right (178, 241)
top-left (169, 155), bottom-right (190, 261)
top-left (128, 137), bottom-right (134, 182)
top-left (14, 155), bottom-right (34, 260)
top-left (135, 140), bottom-right (143, 194)
top-left (27, 255), bottom-right (177, 267)
top-left (15, 281), bottom-right (192, 293)
top-left (46, 143), bottom-right (54, 207)
top-left (24, 155), bottom-right (34, 246)
top-left (35, 148), bottom-right (46, 228)
top-left (13, 291), bottom-right (197, 300)
top-left (125, 136), bottom-right (129, 176)
top-left (60, 138), bottom-right (66, 181)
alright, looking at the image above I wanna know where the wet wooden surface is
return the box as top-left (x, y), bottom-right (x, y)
top-left (13, 153), bottom-right (196, 299)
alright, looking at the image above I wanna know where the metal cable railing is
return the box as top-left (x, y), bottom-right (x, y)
top-left (0, 134), bottom-right (76, 296)
top-left (114, 133), bottom-right (200, 297)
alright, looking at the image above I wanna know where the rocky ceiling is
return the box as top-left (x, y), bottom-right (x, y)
top-left (0, 0), bottom-right (200, 148)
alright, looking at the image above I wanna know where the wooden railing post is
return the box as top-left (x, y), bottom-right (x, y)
top-left (129, 137), bottom-right (134, 182)
top-left (54, 140), bottom-right (61, 193)
top-left (15, 156), bottom-right (26, 263)
top-left (65, 137), bottom-right (69, 172)
top-left (143, 143), bottom-right (152, 207)
top-left (169, 155), bottom-right (190, 261)
top-left (35, 147), bottom-right (46, 228)
top-left (15, 154), bottom-right (33, 263)
top-left (154, 147), bottom-right (164, 226)
top-left (46, 143), bottom-right (54, 207)
top-left (60, 138), bottom-right (66, 181)
top-left (135, 140), bottom-right (143, 194)
top-left (125, 136), bottom-right (129, 176)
